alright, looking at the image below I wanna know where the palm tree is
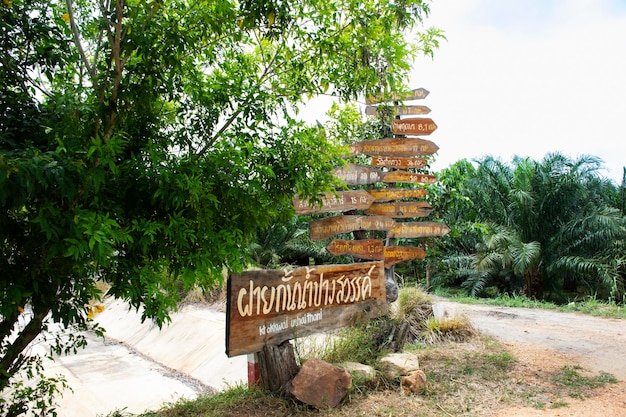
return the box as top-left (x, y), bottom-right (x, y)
top-left (459, 152), bottom-right (626, 300)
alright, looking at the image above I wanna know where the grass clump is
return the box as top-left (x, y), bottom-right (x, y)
top-left (551, 365), bottom-right (618, 399)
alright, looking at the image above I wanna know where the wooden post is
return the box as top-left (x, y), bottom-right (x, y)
top-left (257, 340), bottom-right (299, 393)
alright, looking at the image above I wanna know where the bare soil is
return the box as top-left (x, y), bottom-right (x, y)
top-left (444, 301), bottom-right (626, 416)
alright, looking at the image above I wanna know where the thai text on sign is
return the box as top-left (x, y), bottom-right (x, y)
top-left (226, 262), bottom-right (386, 356)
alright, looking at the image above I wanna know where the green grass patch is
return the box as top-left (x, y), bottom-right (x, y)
top-left (551, 365), bottom-right (618, 399)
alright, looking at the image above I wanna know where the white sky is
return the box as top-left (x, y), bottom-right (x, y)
top-left (409, 0), bottom-right (626, 184)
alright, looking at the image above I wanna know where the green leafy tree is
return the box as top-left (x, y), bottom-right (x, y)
top-left (0, 0), bottom-right (442, 413)
top-left (457, 153), bottom-right (626, 300)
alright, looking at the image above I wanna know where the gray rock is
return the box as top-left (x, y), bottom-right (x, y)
top-left (379, 352), bottom-right (420, 379)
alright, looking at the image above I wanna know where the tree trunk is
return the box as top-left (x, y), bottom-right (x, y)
top-left (522, 270), bottom-right (544, 300)
top-left (257, 340), bottom-right (299, 393)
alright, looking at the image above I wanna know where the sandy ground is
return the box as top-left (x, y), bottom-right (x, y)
top-left (45, 298), bottom-right (626, 416)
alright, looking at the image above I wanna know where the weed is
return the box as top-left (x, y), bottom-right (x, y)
top-left (551, 365), bottom-right (618, 398)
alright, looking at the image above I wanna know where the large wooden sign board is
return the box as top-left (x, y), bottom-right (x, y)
top-left (226, 261), bottom-right (386, 357)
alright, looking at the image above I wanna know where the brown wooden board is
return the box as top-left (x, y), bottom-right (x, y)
top-left (349, 138), bottom-right (439, 157)
top-left (391, 118), bottom-right (437, 136)
top-left (382, 171), bottom-right (438, 184)
top-left (388, 222), bottom-right (450, 238)
top-left (309, 215), bottom-right (395, 240)
top-left (326, 239), bottom-right (385, 260)
top-left (365, 105), bottom-right (431, 116)
top-left (366, 88), bottom-right (429, 105)
top-left (365, 202), bottom-right (432, 218)
top-left (367, 188), bottom-right (428, 202)
top-left (383, 246), bottom-right (426, 267)
top-left (293, 190), bottom-right (375, 214)
top-left (226, 261), bottom-right (386, 357)
top-left (371, 156), bottom-right (427, 169)
top-left (333, 163), bottom-right (385, 186)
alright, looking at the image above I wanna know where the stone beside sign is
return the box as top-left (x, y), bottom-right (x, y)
top-left (226, 261), bottom-right (386, 357)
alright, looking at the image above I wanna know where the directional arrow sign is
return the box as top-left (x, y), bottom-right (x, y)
top-left (392, 118), bottom-right (437, 136)
top-left (366, 88), bottom-right (430, 105)
top-left (326, 239), bottom-right (385, 260)
top-left (384, 245), bottom-right (427, 267)
top-left (349, 138), bottom-right (439, 157)
top-left (365, 105), bottom-right (431, 117)
top-left (388, 222), bottom-right (451, 239)
top-left (293, 190), bottom-right (375, 214)
top-left (382, 171), bottom-right (438, 184)
top-left (365, 202), bottom-right (432, 218)
top-left (310, 215), bottom-right (395, 240)
top-left (367, 188), bottom-right (428, 202)
top-left (333, 163), bottom-right (385, 186)
top-left (371, 156), bottom-right (427, 169)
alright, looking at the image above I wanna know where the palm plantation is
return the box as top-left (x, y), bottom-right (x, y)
top-left (437, 153), bottom-right (626, 301)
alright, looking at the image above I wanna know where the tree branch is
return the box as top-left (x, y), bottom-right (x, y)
top-left (66, 0), bottom-right (96, 80)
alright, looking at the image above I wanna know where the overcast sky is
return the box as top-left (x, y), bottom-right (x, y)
top-left (409, 0), bottom-right (626, 183)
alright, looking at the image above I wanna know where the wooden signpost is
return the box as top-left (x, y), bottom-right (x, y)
top-left (365, 202), bottom-right (432, 218)
top-left (293, 190), bottom-right (375, 214)
top-left (349, 138), bottom-right (439, 157)
top-left (333, 163), bottom-right (385, 186)
top-left (388, 222), bottom-right (451, 239)
top-left (226, 261), bottom-right (386, 357)
top-left (367, 188), bottom-right (428, 202)
top-left (391, 118), bottom-right (437, 136)
top-left (365, 105), bottom-right (431, 116)
top-left (326, 239), bottom-right (385, 259)
top-left (371, 156), bottom-right (427, 169)
top-left (382, 171), bottom-right (439, 184)
top-left (309, 215), bottom-right (395, 240)
top-left (365, 88), bottom-right (429, 105)
top-left (383, 246), bottom-right (426, 266)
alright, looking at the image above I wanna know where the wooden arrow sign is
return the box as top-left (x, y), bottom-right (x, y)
top-left (349, 138), bottom-right (439, 157)
top-left (392, 118), bottom-right (437, 136)
top-left (371, 156), bottom-right (427, 169)
top-left (293, 190), bottom-right (375, 214)
top-left (333, 163), bottom-right (385, 186)
top-left (365, 105), bottom-right (431, 117)
top-left (366, 88), bottom-right (430, 105)
top-left (384, 245), bottom-right (426, 267)
top-left (310, 215), bottom-right (395, 240)
top-left (367, 188), bottom-right (428, 202)
top-left (382, 171), bottom-right (438, 184)
top-left (388, 222), bottom-right (451, 238)
top-left (365, 202), bottom-right (432, 218)
top-left (326, 239), bottom-right (385, 260)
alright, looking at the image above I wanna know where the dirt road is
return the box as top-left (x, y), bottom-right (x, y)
top-left (438, 301), bottom-right (626, 378)
top-left (436, 300), bottom-right (626, 417)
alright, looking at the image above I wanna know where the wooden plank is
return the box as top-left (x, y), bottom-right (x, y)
top-left (384, 246), bottom-right (426, 267)
top-left (371, 156), bottom-right (427, 169)
top-left (391, 118), bottom-right (437, 136)
top-left (309, 215), bottom-right (395, 240)
top-left (293, 190), bottom-right (375, 214)
top-left (326, 239), bottom-right (385, 260)
top-left (226, 261), bottom-right (386, 357)
top-left (382, 170), bottom-right (438, 184)
top-left (333, 163), bottom-right (385, 186)
top-left (365, 105), bottom-right (431, 116)
top-left (388, 222), bottom-right (450, 238)
top-left (365, 202), bottom-right (432, 218)
top-left (349, 138), bottom-right (439, 157)
top-left (367, 188), bottom-right (428, 202)
top-left (366, 88), bottom-right (429, 105)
